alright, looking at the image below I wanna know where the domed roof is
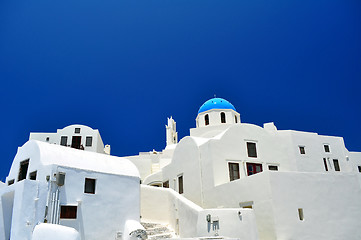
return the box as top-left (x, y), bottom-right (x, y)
top-left (198, 98), bottom-right (236, 114)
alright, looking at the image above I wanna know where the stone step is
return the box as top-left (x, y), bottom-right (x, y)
top-left (146, 226), bottom-right (171, 235)
top-left (148, 233), bottom-right (174, 240)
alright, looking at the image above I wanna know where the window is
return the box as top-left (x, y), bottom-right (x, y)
top-left (324, 144), bottom-right (330, 153)
top-left (60, 206), bottom-right (77, 219)
top-left (235, 115), bottom-right (238, 123)
top-left (74, 128), bottom-right (81, 134)
top-left (268, 165), bottom-right (278, 171)
top-left (228, 162), bottom-right (240, 181)
top-left (205, 114), bottom-right (209, 126)
top-left (60, 136), bottom-right (68, 146)
top-left (333, 159), bottom-right (340, 171)
top-left (299, 146), bottom-right (305, 155)
top-left (85, 136), bottom-right (93, 147)
top-left (358, 166), bottom-right (361, 173)
top-left (18, 159), bottom-right (29, 182)
top-left (163, 180), bottom-right (169, 188)
top-left (178, 175), bottom-right (183, 194)
top-left (323, 158), bottom-right (328, 171)
top-left (298, 208), bottom-right (304, 221)
top-left (8, 179), bottom-right (14, 186)
top-left (221, 112), bottom-right (226, 123)
top-left (84, 178), bottom-right (96, 194)
top-left (29, 171), bottom-right (37, 180)
top-left (46, 137), bottom-right (49, 142)
top-left (246, 163), bottom-right (262, 176)
top-left (247, 142), bottom-right (257, 158)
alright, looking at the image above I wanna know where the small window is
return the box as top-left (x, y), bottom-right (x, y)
top-left (246, 162), bottom-right (262, 176)
top-left (178, 175), bottom-right (184, 194)
top-left (46, 137), bottom-right (49, 142)
top-left (323, 158), bottom-right (328, 171)
top-left (247, 142), bottom-right (257, 158)
top-left (333, 159), bottom-right (340, 171)
top-left (60, 136), bottom-right (68, 146)
top-left (299, 146), bottom-right (305, 154)
top-left (75, 128), bottom-right (81, 134)
top-left (228, 162), bottom-right (240, 181)
top-left (60, 206), bottom-right (77, 219)
top-left (358, 166), bottom-right (361, 173)
top-left (84, 178), bottom-right (96, 194)
top-left (268, 165), bottom-right (278, 171)
top-left (235, 115), bottom-right (238, 123)
top-left (298, 208), bottom-right (304, 221)
top-left (85, 136), bottom-right (93, 147)
top-left (8, 179), bottom-right (14, 186)
top-left (163, 180), bottom-right (169, 188)
top-left (18, 159), bottom-right (29, 182)
top-left (324, 144), bottom-right (330, 153)
top-left (205, 114), bottom-right (209, 126)
top-left (29, 171), bottom-right (37, 180)
top-left (221, 112), bottom-right (226, 123)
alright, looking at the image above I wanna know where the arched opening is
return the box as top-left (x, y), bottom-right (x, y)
top-left (235, 115), bottom-right (238, 123)
top-left (205, 114), bottom-right (209, 126)
top-left (221, 112), bottom-right (226, 123)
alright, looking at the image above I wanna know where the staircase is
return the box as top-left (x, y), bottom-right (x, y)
top-left (141, 222), bottom-right (177, 240)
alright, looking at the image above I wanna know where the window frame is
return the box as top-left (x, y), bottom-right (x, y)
top-left (246, 142), bottom-right (257, 158)
top-left (84, 178), bottom-right (96, 194)
top-left (85, 136), bottom-right (93, 147)
top-left (333, 159), bottom-right (340, 171)
top-left (18, 159), bottom-right (30, 182)
top-left (299, 146), bottom-right (306, 155)
top-left (246, 162), bottom-right (263, 176)
top-left (60, 136), bottom-right (68, 146)
top-left (205, 114), bottom-right (209, 126)
top-left (323, 144), bottom-right (330, 153)
top-left (60, 206), bottom-right (77, 219)
top-left (220, 112), bottom-right (226, 123)
top-left (228, 162), bottom-right (240, 181)
top-left (178, 175), bottom-right (184, 194)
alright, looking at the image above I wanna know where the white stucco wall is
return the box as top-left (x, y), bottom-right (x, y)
top-left (140, 185), bottom-right (258, 240)
top-left (29, 124), bottom-right (106, 154)
top-left (2, 140), bottom-right (141, 240)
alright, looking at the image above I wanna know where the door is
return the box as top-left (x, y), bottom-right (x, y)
top-left (71, 136), bottom-right (82, 149)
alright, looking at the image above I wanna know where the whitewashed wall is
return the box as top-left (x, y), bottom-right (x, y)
top-left (140, 185), bottom-right (258, 239)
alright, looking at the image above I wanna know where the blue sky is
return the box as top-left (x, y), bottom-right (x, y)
top-left (0, 0), bottom-right (360, 181)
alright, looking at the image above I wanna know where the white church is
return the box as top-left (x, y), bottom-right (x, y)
top-left (1, 97), bottom-right (361, 240)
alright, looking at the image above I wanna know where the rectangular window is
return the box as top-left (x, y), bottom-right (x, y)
top-left (8, 179), bottom-right (14, 186)
top-left (358, 166), bottom-right (361, 173)
top-left (333, 159), bottom-right (340, 171)
top-left (60, 136), bottom-right (68, 146)
top-left (178, 175), bottom-right (183, 194)
top-left (60, 206), bottom-right (77, 219)
top-left (74, 128), bottom-right (81, 134)
top-left (298, 208), bottom-right (304, 221)
top-left (84, 178), bottom-right (96, 194)
top-left (85, 136), bottom-right (93, 147)
top-left (228, 162), bottom-right (240, 181)
top-left (163, 180), bottom-right (169, 188)
top-left (268, 165), bottom-right (278, 171)
top-left (29, 171), bottom-right (37, 180)
top-left (324, 144), bottom-right (330, 153)
top-left (299, 146), bottom-right (305, 154)
top-left (18, 159), bottom-right (29, 182)
top-left (246, 162), bottom-right (262, 176)
top-left (246, 142), bottom-right (257, 158)
top-left (323, 158), bottom-right (328, 171)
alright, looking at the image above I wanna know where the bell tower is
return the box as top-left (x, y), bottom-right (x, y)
top-left (166, 117), bottom-right (178, 146)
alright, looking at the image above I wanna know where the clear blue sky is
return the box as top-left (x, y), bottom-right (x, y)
top-left (0, 0), bottom-right (360, 181)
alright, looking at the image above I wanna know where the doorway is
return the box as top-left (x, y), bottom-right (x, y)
top-left (71, 136), bottom-right (82, 149)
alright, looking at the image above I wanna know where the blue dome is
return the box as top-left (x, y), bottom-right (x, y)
top-left (198, 98), bottom-right (236, 114)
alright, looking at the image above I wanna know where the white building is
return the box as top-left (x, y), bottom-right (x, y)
top-left (29, 124), bottom-right (110, 154)
top-left (130, 97), bottom-right (361, 240)
top-left (0, 139), bottom-right (144, 240)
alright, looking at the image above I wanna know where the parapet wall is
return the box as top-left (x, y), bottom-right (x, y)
top-left (140, 185), bottom-right (258, 239)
